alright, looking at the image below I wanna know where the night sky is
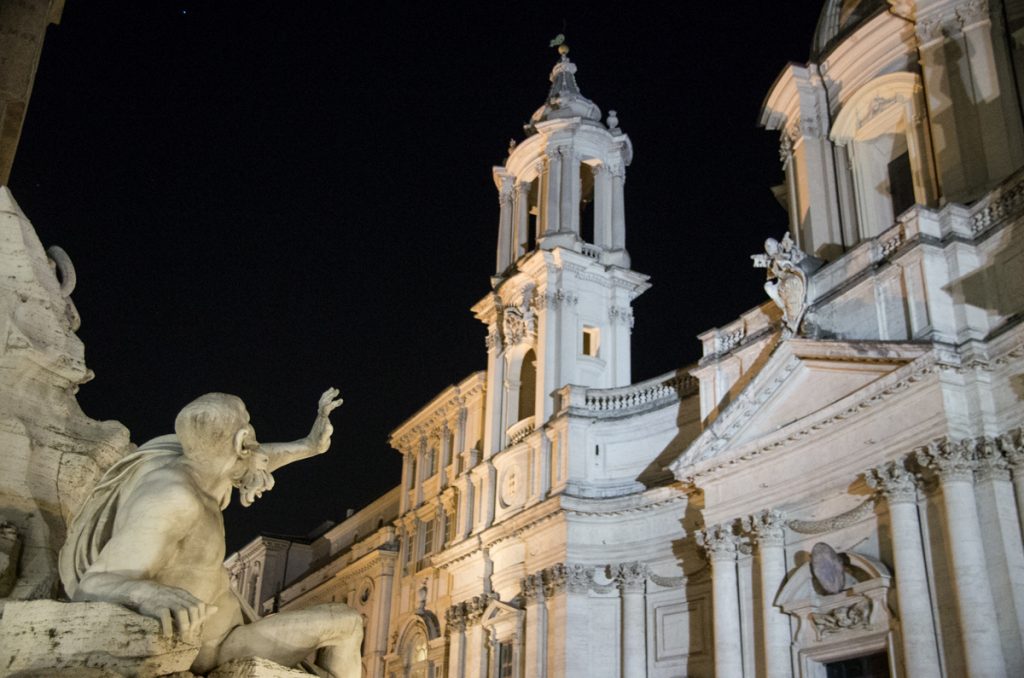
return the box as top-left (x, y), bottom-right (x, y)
top-left (10, 1), bottom-right (825, 551)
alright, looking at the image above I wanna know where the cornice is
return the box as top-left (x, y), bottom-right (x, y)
top-left (390, 372), bottom-right (486, 450)
top-left (560, 485), bottom-right (689, 518)
top-left (431, 496), bottom-right (564, 569)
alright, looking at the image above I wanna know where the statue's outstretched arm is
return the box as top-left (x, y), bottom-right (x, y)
top-left (73, 472), bottom-right (215, 638)
top-left (260, 388), bottom-right (343, 472)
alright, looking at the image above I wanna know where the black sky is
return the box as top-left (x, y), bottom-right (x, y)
top-left (10, 1), bottom-right (825, 551)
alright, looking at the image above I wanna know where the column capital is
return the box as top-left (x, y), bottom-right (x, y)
top-left (916, 437), bottom-right (976, 483)
top-left (998, 427), bottom-right (1024, 470)
top-left (865, 459), bottom-right (919, 504)
top-left (740, 509), bottom-right (786, 548)
top-left (955, 0), bottom-right (989, 28)
top-left (565, 563), bottom-right (593, 594)
top-left (520, 572), bottom-right (545, 604)
top-left (541, 563), bottom-right (566, 597)
top-left (445, 603), bottom-right (467, 632)
top-left (975, 435), bottom-right (1010, 482)
top-left (614, 561), bottom-right (648, 594)
top-left (914, 14), bottom-right (946, 46)
top-left (539, 562), bottom-right (593, 595)
top-left (696, 523), bottom-right (739, 563)
top-left (440, 487), bottom-right (458, 515)
top-left (779, 132), bottom-right (795, 169)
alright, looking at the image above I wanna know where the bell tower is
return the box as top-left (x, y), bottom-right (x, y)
top-left (473, 43), bottom-right (650, 456)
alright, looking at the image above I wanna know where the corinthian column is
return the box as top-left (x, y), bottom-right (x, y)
top-left (917, 438), bottom-right (1007, 677)
top-left (615, 562), bottom-right (647, 678)
top-left (698, 523), bottom-right (743, 678)
top-left (865, 460), bottom-right (942, 678)
top-left (742, 510), bottom-right (791, 678)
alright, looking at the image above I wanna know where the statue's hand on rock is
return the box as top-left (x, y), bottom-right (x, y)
top-left (309, 387), bottom-right (343, 454)
top-left (132, 580), bottom-right (216, 640)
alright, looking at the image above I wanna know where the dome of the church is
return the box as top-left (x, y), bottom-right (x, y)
top-left (811, 0), bottom-right (889, 56)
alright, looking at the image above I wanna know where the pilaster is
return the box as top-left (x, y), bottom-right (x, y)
top-left (521, 573), bottom-right (547, 678)
top-left (615, 562), bottom-right (647, 678)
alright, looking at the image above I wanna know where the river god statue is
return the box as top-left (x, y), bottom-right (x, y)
top-left (59, 388), bottom-right (361, 677)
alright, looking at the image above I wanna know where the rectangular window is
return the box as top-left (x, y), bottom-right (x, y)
top-left (498, 642), bottom-right (514, 678)
top-left (582, 326), bottom-right (599, 357)
top-left (422, 518), bottom-right (435, 557)
top-left (445, 510), bottom-right (456, 544)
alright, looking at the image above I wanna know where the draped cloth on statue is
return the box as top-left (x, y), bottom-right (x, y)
top-left (58, 436), bottom-right (183, 598)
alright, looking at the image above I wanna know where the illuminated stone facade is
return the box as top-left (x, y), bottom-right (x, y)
top-left (230, 2), bottom-right (1024, 676)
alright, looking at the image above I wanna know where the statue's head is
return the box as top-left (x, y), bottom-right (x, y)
top-left (175, 393), bottom-right (252, 458)
top-left (174, 393), bottom-right (274, 506)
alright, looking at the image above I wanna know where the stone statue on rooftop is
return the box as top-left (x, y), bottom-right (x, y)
top-left (58, 388), bottom-right (361, 677)
top-left (752, 232), bottom-right (823, 337)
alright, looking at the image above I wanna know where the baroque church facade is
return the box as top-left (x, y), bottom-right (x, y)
top-left (227, 2), bottom-right (1024, 677)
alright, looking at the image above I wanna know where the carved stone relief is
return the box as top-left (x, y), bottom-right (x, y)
top-left (777, 549), bottom-right (894, 650)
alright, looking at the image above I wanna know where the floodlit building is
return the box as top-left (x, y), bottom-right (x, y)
top-left (230, 1), bottom-right (1024, 676)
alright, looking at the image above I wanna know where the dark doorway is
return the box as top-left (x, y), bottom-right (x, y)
top-left (825, 651), bottom-right (890, 678)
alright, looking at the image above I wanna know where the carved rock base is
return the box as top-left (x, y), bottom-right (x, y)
top-left (0, 600), bottom-right (200, 677)
top-left (206, 657), bottom-right (309, 677)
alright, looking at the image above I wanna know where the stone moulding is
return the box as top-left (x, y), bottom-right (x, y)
top-left (673, 345), bottom-right (936, 483)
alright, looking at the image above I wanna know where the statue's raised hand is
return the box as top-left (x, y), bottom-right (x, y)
top-left (309, 387), bottom-right (343, 453)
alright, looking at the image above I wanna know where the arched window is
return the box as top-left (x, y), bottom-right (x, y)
top-left (401, 627), bottom-right (429, 678)
top-left (831, 72), bottom-right (936, 240)
top-left (517, 349), bottom-right (536, 421)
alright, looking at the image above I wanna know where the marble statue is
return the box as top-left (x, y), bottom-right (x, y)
top-left (751, 232), bottom-right (823, 337)
top-left (58, 389), bottom-right (362, 677)
top-left (0, 186), bottom-right (130, 602)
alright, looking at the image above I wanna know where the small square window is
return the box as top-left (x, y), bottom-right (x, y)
top-left (582, 326), bottom-right (600, 357)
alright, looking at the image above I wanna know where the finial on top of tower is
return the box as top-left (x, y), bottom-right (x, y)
top-left (550, 33), bottom-right (569, 57)
top-left (525, 31), bottom-right (600, 131)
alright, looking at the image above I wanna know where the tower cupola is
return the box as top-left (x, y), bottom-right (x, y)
top-left (491, 44), bottom-right (634, 280)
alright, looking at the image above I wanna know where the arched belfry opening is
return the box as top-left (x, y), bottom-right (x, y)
top-left (579, 161), bottom-right (596, 245)
top-left (517, 348), bottom-right (536, 421)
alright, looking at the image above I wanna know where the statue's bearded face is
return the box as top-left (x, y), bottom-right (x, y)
top-left (231, 447), bottom-right (275, 507)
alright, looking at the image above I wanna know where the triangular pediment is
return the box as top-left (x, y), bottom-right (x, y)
top-left (670, 339), bottom-right (929, 476)
top-left (479, 598), bottom-right (524, 638)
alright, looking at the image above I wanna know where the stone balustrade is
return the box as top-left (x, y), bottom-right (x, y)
top-left (506, 417), bottom-right (536, 445)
